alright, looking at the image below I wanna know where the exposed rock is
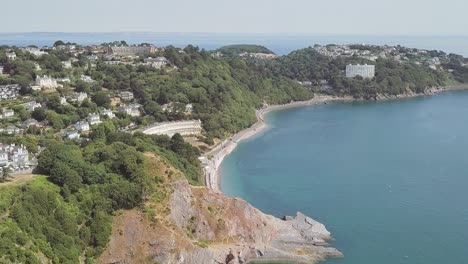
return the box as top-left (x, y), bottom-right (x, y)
top-left (100, 155), bottom-right (341, 264)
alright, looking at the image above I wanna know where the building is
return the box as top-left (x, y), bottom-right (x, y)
top-left (3, 126), bottom-right (22, 135)
top-left (140, 120), bottom-right (203, 137)
top-left (0, 144), bottom-right (31, 170)
top-left (0, 65), bottom-right (4, 74)
top-left (118, 104), bottom-right (141, 117)
top-left (1, 108), bottom-right (14, 119)
top-left (22, 119), bottom-right (40, 128)
top-left (63, 130), bottom-right (80, 140)
top-left (106, 45), bottom-right (156, 57)
top-left (346, 64), bottom-right (375, 78)
top-left (87, 113), bottom-right (102, 125)
top-left (101, 109), bottom-right (115, 118)
top-left (71, 92), bottom-right (88, 102)
top-left (74, 121), bottom-right (90, 132)
top-left (23, 47), bottom-right (47, 57)
top-left (62, 60), bottom-right (72, 69)
top-left (185, 104), bottom-right (193, 113)
top-left (57, 77), bottom-right (71, 83)
top-left (85, 55), bottom-right (99, 61)
top-left (36, 75), bottom-right (58, 89)
top-left (119, 91), bottom-right (134, 101)
top-left (60, 97), bottom-right (68, 105)
top-left (0, 151), bottom-right (8, 166)
top-left (81, 75), bottom-right (94, 82)
top-left (0, 84), bottom-right (21, 100)
top-left (24, 101), bottom-right (42, 111)
top-left (144, 57), bottom-right (168, 69)
top-left (6, 52), bottom-right (16, 60)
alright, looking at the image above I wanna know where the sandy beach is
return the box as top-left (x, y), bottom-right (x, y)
top-left (200, 94), bottom-right (354, 192)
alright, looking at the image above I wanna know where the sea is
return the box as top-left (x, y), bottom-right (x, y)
top-left (221, 91), bottom-right (468, 264)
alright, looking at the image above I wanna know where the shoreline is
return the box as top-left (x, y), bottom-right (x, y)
top-left (201, 84), bottom-right (468, 193)
top-left (200, 94), bottom-right (354, 192)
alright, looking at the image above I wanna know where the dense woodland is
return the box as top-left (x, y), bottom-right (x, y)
top-left (0, 42), bottom-right (467, 262)
top-left (268, 47), bottom-right (450, 98)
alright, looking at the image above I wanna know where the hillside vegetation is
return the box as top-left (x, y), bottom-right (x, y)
top-left (217, 44), bottom-right (275, 56)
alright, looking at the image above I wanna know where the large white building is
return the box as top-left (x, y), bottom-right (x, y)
top-left (6, 52), bottom-right (16, 60)
top-left (346, 64), bottom-right (375, 78)
top-left (36, 75), bottom-right (58, 89)
top-left (23, 47), bottom-right (48, 57)
top-left (141, 120), bottom-right (203, 137)
top-left (0, 144), bottom-right (31, 170)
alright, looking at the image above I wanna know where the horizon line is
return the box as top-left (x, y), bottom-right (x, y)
top-left (1, 31), bottom-right (468, 37)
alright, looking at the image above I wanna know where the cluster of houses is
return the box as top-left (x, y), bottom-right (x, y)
top-left (313, 44), bottom-right (449, 71)
top-left (161, 102), bottom-right (194, 114)
top-left (0, 84), bottom-right (21, 100)
top-left (0, 143), bottom-right (34, 172)
top-left (63, 110), bottom-right (113, 140)
top-left (22, 47), bottom-right (48, 57)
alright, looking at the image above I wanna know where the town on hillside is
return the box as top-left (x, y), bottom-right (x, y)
top-left (0, 40), bottom-right (467, 180)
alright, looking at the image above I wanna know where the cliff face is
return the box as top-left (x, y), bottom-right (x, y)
top-left (100, 178), bottom-right (341, 264)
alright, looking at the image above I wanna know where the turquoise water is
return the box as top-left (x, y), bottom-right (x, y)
top-left (220, 91), bottom-right (468, 264)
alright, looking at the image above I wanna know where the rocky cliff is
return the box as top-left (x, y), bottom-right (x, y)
top-left (99, 154), bottom-right (341, 264)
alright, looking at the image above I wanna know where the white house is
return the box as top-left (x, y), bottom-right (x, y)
top-left (6, 52), bottom-right (16, 60)
top-left (4, 126), bottom-right (22, 135)
top-left (0, 66), bottom-right (4, 74)
top-left (87, 113), bottom-right (102, 125)
top-left (71, 92), bottom-right (88, 102)
top-left (2, 108), bottom-right (14, 119)
top-left (144, 57), bottom-right (168, 69)
top-left (81, 75), bottom-right (94, 82)
top-left (185, 104), bottom-right (193, 113)
top-left (24, 101), bottom-right (42, 111)
top-left (101, 109), bottom-right (115, 118)
top-left (119, 91), bottom-right (134, 101)
top-left (23, 47), bottom-right (47, 57)
top-left (62, 60), bottom-right (72, 69)
top-left (74, 121), bottom-right (90, 132)
top-left (0, 144), bottom-right (30, 170)
top-left (60, 97), bottom-right (68, 105)
top-left (63, 130), bottom-right (80, 140)
top-left (22, 119), bottom-right (39, 128)
top-left (36, 75), bottom-right (58, 89)
top-left (118, 104), bottom-right (141, 117)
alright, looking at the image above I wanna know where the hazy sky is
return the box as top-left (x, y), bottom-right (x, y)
top-left (2, 0), bottom-right (468, 35)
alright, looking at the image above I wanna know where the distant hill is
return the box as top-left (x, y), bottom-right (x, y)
top-left (217, 44), bottom-right (275, 56)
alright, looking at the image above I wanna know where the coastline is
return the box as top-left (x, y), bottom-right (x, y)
top-left (200, 94), bottom-right (354, 192)
top-left (201, 84), bottom-right (468, 193)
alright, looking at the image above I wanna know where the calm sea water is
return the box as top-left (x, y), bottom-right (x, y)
top-left (1, 33), bottom-right (468, 56)
top-left (221, 91), bottom-right (468, 264)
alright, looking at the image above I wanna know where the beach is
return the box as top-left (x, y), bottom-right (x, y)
top-left (200, 94), bottom-right (354, 192)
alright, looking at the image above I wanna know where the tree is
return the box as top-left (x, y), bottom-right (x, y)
top-left (91, 91), bottom-right (111, 107)
top-left (0, 166), bottom-right (10, 182)
top-left (32, 107), bottom-right (47, 121)
top-left (54, 40), bottom-right (65, 47)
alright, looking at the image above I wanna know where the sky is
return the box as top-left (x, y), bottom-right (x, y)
top-left (2, 0), bottom-right (468, 35)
